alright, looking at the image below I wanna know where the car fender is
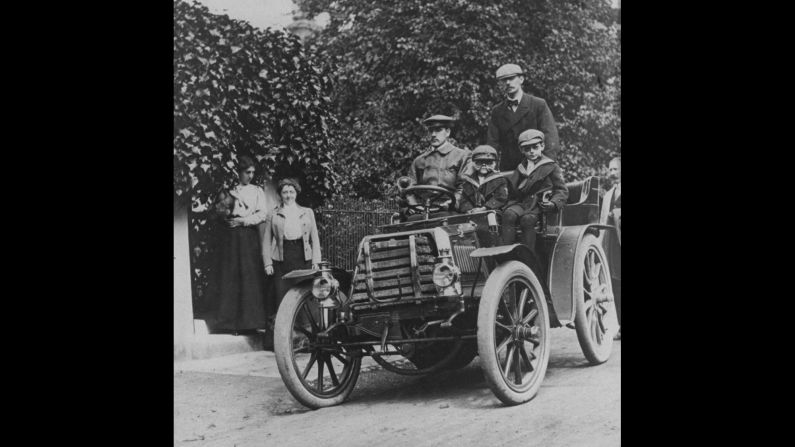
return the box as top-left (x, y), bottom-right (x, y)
top-left (548, 224), bottom-right (615, 322)
top-left (471, 244), bottom-right (544, 284)
top-left (282, 266), bottom-right (353, 297)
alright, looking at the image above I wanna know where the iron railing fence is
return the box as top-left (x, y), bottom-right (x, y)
top-left (315, 198), bottom-right (399, 272)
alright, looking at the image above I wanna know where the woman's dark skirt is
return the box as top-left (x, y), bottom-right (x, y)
top-left (269, 238), bottom-right (311, 315)
top-left (206, 226), bottom-right (268, 331)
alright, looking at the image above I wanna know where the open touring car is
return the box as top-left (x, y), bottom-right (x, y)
top-left (273, 175), bottom-right (621, 408)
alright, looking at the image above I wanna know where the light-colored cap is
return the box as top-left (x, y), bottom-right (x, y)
top-left (517, 129), bottom-right (545, 146)
top-left (496, 63), bottom-right (524, 80)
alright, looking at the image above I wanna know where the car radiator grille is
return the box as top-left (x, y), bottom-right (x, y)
top-left (452, 244), bottom-right (486, 275)
top-left (351, 234), bottom-right (438, 303)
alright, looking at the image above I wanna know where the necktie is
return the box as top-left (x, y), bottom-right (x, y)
top-left (507, 99), bottom-right (519, 108)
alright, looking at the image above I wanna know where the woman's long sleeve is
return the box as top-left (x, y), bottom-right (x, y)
top-left (262, 213), bottom-right (274, 267)
top-left (240, 187), bottom-right (269, 226)
top-left (309, 209), bottom-right (322, 265)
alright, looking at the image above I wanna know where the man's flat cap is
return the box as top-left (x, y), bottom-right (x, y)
top-left (422, 115), bottom-right (455, 128)
top-left (496, 63), bottom-right (524, 80)
top-left (517, 129), bottom-right (545, 146)
top-left (471, 145), bottom-right (498, 160)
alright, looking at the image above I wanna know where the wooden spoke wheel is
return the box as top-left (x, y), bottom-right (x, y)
top-left (274, 288), bottom-right (361, 409)
top-left (477, 261), bottom-right (550, 405)
top-left (573, 233), bottom-right (618, 364)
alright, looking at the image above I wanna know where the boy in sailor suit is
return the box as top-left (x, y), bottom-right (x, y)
top-left (502, 129), bottom-right (568, 251)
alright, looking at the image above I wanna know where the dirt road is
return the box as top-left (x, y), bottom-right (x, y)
top-left (174, 327), bottom-right (620, 447)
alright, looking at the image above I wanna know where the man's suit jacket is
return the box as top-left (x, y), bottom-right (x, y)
top-left (487, 93), bottom-right (560, 171)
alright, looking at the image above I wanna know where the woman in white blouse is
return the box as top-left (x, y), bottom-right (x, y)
top-left (205, 156), bottom-right (270, 335)
top-left (263, 178), bottom-right (322, 313)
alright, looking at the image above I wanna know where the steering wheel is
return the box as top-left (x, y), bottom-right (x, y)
top-left (402, 185), bottom-right (457, 217)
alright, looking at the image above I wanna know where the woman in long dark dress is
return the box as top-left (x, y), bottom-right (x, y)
top-left (205, 156), bottom-right (270, 334)
top-left (262, 178), bottom-right (322, 315)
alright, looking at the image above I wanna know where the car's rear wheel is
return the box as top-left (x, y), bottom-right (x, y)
top-left (477, 261), bottom-right (550, 405)
top-left (274, 287), bottom-right (361, 409)
top-left (573, 233), bottom-right (618, 364)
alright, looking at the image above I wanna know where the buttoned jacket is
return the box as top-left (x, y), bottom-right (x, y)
top-left (487, 93), bottom-right (560, 171)
top-left (408, 141), bottom-right (471, 204)
top-left (262, 205), bottom-right (321, 267)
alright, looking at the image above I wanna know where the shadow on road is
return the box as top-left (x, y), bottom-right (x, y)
top-left (267, 340), bottom-right (615, 414)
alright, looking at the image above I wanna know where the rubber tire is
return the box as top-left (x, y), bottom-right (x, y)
top-left (573, 233), bottom-right (617, 364)
top-left (477, 261), bottom-right (551, 405)
top-left (274, 286), bottom-right (361, 409)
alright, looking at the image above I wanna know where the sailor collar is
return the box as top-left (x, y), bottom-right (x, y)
top-left (462, 171), bottom-right (504, 188)
top-left (517, 156), bottom-right (554, 177)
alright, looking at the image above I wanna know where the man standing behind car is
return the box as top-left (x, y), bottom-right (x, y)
top-left (600, 156), bottom-right (621, 339)
top-left (487, 63), bottom-right (560, 171)
top-left (402, 115), bottom-right (471, 221)
top-left (602, 156), bottom-right (621, 238)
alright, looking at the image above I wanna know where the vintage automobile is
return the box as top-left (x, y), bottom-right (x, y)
top-left (273, 175), bottom-right (621, 409)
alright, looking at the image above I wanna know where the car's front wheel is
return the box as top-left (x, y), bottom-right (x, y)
top-left (274, 287), bottom-right (361, 409)
top-left (477, 261), bottom-right (551, 405)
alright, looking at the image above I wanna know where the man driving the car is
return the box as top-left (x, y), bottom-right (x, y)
top-left (402, 115), bottom-right (471, 221)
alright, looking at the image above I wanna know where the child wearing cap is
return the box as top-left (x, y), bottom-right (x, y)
top-left (502, 129), bottom-right (568, 252)
top-left (458, 145), bottom-right (509, 246)
top-left (459, 145), bottom-right (509, 214)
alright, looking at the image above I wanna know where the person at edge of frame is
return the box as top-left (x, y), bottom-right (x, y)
top-left (501, 129), bottom-right (568, 253)
top-left (402, 114), bottom-right (471, 221)
top-left (457, 144), bottom-right (509, 247)
top-left (600, 156), bottom-right (621, 340)
top-left (487, 63), bottom-right (560, 171)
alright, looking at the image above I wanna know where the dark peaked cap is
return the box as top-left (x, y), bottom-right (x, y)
top-left (422, 115), bottom-right (455, 129)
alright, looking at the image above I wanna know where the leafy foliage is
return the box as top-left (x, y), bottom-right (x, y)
top-left (174, 0), bottom-right (339, 209)
top-left (297, 0), bottom-right (620, 197)
top-left (174, 0), bottom-right (341, 308)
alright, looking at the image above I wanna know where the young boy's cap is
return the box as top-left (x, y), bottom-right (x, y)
top-left (518, 129), bottom-right (545, 146)
top-left (471, 145), bottom-right (498, 160)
